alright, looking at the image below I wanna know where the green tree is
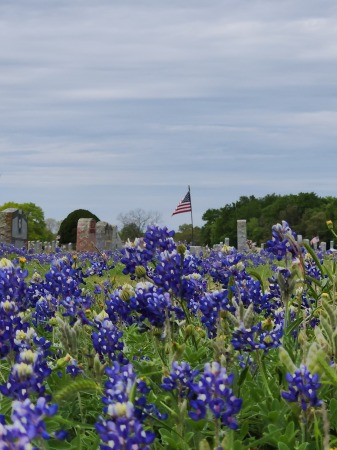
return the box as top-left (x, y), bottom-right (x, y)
top-left (300, 209), bottom-right (329, 242)
top-left (58, 209), bottom-right (99, 245)
top-left (174, 224), bottom-right (202, 245)
top-left (200, 192), bottom-right (335, 246)
top-left (201, 208), bottom-right (223, 245)
top-left (119, 223), bottom-right (143, 242)
top-left (247, 217), bottom-right (264, 244)
top-left (0, 202), bottom-right (53, 241)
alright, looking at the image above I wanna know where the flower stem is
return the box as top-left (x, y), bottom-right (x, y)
top-left (255, 350), bottom-right (273, 397)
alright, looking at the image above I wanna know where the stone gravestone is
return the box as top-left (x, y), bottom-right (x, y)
top-left (237, 220), bottom-right (247, 252)
top-left (111, 225), bottom-right (123, 250)
top-left (0, 208), bottom-right (28, 248)
top-left (96, 221), bottom-right (113, 252)
top-left (76, 218), bottom-right (96, 252)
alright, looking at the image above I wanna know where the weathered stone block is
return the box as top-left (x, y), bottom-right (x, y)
top-left (76, 218), bottom-right (96, 252)
top-left (0, 208), bottom-right (28, 248)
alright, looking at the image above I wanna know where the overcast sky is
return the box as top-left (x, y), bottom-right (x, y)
top-left (1, 0), bottom-right (337, 230)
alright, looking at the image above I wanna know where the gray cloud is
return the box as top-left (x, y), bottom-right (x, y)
top-left (1, 0), bottom-right (337, 228)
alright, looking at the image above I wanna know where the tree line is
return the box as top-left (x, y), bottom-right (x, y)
top-left (2, 192), bottom-right (336, 246)
top-left (201, 192), bottom-right (337, 246)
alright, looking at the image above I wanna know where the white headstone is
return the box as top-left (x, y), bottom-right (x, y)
top-left (237, 220), bottom-right (247, 252)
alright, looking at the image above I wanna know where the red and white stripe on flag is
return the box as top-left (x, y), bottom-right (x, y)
top-left (172, 191), bottom-right (192, 216)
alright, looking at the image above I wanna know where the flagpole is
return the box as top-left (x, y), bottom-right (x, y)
top-left (188, 185), bottom-right (194, 245)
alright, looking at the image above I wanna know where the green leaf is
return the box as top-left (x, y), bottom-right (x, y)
top-left (159, 428), bottom-right (185, 449)
top-left (278, 443), bottom-right (290, 450)
top-left (296, 444), bottom-right (309, 450)
top-left (0, 395), bottom-right (12, 418)
top-left (329, 398), bottom-right (337, 430)
top-left (53, 379), bottom-right (101, 403)
top-left (233, 441), bottom-right (245, 450)
top-left (238, 366), bottom-right (249, 386)
top-left (284, 317), bottom-right (304, 337)
top-left (185, 432), bottom-right (195, 443)
top-left (45, 440), bottom-right (74, 450)
top-left (47, 415), bottom-right (96, 430)
top-left (317, 354), bottom-right (337, 385)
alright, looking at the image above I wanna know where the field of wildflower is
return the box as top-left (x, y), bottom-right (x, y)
top-left (1, 221), bottom-right (337, 449)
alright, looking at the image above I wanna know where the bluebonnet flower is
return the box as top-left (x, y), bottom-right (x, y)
top-left (231, 323), bottom-right (261, 351)
top-left (92, 316), bottom-right (124, 362)
top-left (282, 365), bottom-right (322, 411)
top-left (31, 294), bottom-right (56, 332)
top-left (0, 396), bottom-right (65, 447)
top-left (199, 290), bottom-right (234, 338)
top-left (231, 321), bottom-right (283, 352)
top-left (143, 224), bottom-right (176, 254)
top-left (161, 361), bottom-right (199, 398)
top-left (0, 347), bottom-right (51, 400)
top-left (121, 224), bottom-right (176, 278)
top-left (105, 288), bottom-right (134, 325)
top-left (66, 361), bottom-right (83, 377)
top-left (94, 285), bottom-right (102, 295)
top-left (189, 362), bottom-right (242, 429)
top-left (237, 353), bottom-right (254, 369)
top-left (96, 362), bottom-right (156, 449)
top-left (259, 276), bottom-right (283, 316)
top-left (107, 281), bottom-right (176, 329)
top-left (84, 254), bottom-right (114, 277)
top-left (129, 282), bottom-right (172, 328)
top-left (0, 260), bottom-right (29, 312)
top-left (0, 244), bottom-right (29, 260)
top-left (266, 221), bottom-right (299, 260)
top-left (0, 298), bottom-right (28, 359)
top-left (206, 250), bottom-right (249, 288)
top-left (303, 252), bottom-right (322, 280)
top-left (121, 237), bottom-right (151, 278)
top-left (13, 326), bottom-right (38, 350)
top-left (121, 226), bottom-right (206, 312)
top-left (149, 249), bottom-right (206, 312)
top-left (236, 277), bottom-right (263, 310)
top-left (26, 256), bottom-right (94, 324)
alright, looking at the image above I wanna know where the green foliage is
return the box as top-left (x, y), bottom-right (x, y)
top-left (58, 209), bottom-right (99, 244)
top-left (53, 378), bottom-right (101, 403)
top-left (174, 224), bottom-right (203, 245)
top-left (0, 201), bottom-right (53, 241)
top-left (201, 192), bottom-right (335, 246)
top-left (119, 222), bottom-right (143, 241)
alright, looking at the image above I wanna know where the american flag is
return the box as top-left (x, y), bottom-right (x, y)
top-left (172, 191), bottom-right (192, 216)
